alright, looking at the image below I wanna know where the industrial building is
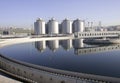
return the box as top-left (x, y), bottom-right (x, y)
top-left (72, 19), bottom-right (84, 33)
top-left (34, 18), bottom-right (85, 35)
top-left (47, 18), bottom-right (59, 34)
top-left (34, 18), bottom-right (46, 35)
top-left (61, 18), bottom-right (72, 34)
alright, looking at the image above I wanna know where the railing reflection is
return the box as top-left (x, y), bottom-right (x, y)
top-left (75, 44), bottom-right (120, 55)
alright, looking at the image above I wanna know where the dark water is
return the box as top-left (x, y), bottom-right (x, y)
top-left (0, 39), bottom-right (120, 78)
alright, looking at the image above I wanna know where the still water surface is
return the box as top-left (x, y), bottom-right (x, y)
top-left (0, 39), bottom-right (120, 78)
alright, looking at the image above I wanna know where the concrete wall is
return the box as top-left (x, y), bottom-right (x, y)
top-left (0, 54), bottom-right (92, 83)
top-left (0, 54), bottom-right (120, 83)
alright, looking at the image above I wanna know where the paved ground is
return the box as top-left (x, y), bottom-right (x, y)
top-left (0, 72), bottom-right (22, 83)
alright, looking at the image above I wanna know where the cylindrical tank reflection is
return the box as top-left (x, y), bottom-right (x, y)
top-left (61, 39), bottom-right (73, 51)
top-left (35, 40), bottom-right (46, 52)
top-left (73, 39), bottom-right (84, 48)
top-left (47, 40), bottom-right (59, 52)
top-left (73, 39), bottom-right (84, 55)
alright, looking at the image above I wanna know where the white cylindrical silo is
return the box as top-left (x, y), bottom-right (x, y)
top-left (34, 18), bottom-right (45, 35)
top-left (47, 18), bottom-right (59, 34)
top-left (34, 22), bottom-right (38, 35)
top-left (61, 18), bottom-right (72, 34)
top-left (73, 19), bottom-right (84, 33)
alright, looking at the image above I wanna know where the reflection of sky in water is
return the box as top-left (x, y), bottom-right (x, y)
top-left (0, 39), bottom-right (120, 78)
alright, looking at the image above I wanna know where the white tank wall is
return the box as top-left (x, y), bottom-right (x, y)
top-left (80, 21), bottom-right (84, 32)
top-left (48, 18), bottom-right (59, 34)
top-left (34, 22), bottom-right (38, 35)
top-left (34, 18), bottom-right (86, 35)
top-left (73, 19), bottom-right (84, 33)
top-left (61, 19), bottom-right (72, 34)
top-left (38, 21), bottom-right (45, 34)
top-left (34, 18), bottom-right (46, 35)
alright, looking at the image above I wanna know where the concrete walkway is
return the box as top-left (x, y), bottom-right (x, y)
top-left (0, 36), bottom-right (74, 48)
top-left (0, 73), bottom-right (22, 83)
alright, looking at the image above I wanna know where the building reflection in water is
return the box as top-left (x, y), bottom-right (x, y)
top-left (75, 44), bottom-right (120, 55)
top-left (47, 40), bottom-right (59, 52)
top-left (61, 39), bottom-right (73, 51)
top-left (34, 39), bottom-right (120, 55)
top-left (35, 41), bottom-right (46, 52)
top-left (73, 39), bottom-right (84, 49)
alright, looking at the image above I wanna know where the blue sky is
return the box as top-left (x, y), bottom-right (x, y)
top-left (0, 0), bottom-right (120, 28)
